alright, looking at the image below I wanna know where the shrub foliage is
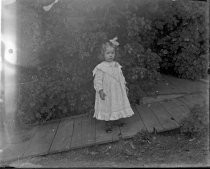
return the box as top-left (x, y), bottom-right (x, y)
top-left (151, 0), bottom-right (208, 79)
top-left (15, 0), bottom-right (208, 124)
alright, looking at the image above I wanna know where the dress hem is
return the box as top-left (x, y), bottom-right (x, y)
top-left (93, 108), bottom-right (134, 121)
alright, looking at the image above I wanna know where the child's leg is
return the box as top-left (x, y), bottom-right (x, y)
top-left (114, 118), bottom-right (126, 127)
top-left (105, 121), bottom-right (113, 133)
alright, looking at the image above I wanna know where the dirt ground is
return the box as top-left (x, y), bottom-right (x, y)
top-left (3, 127), bottom-right (208, 168)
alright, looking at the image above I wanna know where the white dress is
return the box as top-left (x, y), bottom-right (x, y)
top-left (93, 61), bottom-right (134, 121)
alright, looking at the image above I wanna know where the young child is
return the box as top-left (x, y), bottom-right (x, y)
top-left (93, 37), bottom-right (134, 133)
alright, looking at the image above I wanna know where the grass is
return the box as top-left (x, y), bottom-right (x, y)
top-left (84, 128), bottom-right (208, 166)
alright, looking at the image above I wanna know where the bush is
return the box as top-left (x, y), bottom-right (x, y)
top-left (118, 10), bottom-right (161, 103)
top-left (151, 0), bottom-right (208, 80)
top-left (16, 0), bottom-right (162, 125)
top-left (16, 0), bottom-right (209, 124)
top-left (17, 80), bottom-right (95, 124)
top-left (121, 42), bottom-right (161, 103)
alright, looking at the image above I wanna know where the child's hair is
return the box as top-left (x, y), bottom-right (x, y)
top-left (98, 41), bottom-right (119, 61)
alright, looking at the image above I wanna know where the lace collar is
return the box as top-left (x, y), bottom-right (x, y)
top-left (92, 61), bottom-right (122, 76)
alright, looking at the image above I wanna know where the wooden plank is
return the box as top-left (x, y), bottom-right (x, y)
top-left (70, 117), bottom-right (82, 149)
top-left (95, 120), bottom-right (114, 144)
top-left (188, 81), bottom-right (207, 93)
top-left (135, 104), bottom-right (164, 132)
top-left (149, 102), bottom-right (179, 130)
top-left (145, 82), bottom-right (173, 96)
top-left (163, 75), bottom-right (191, 94)
top-left (160, 100), bottom-right (186, 124)
top-left (172, 99), bottom-right (191, 117)
top-left (142, 94), bottom-right (184, 104)
top-left (184, 94), bottom-right (206, 107)
top-left (0, 127), bottom-right (38, 162)
top-left (81, 116), bottom-right (96, 146)
top-left (133, 105), bottom-right (148, 132)
top-left (199, 93), bottom-right (209, 106)
top-left (154, 79), bottom-right (179, 95)
top-left (92, 118), bottom-right (120, 143)
top-left (119, 106), bottom-right (147, 138)
top-left (24, 121), bottom-right (59, 157)
top-left (164, 75), bottom-right (207, 94)
top-left (111, 125), bottom-right (121, 142)
top-left (177, 96), bottom-right (194, 109)
top-left (177, 94), bottom-right (205, 109)
top-left (49, 119), bottom-right (74, 153)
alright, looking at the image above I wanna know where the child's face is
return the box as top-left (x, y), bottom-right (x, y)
top-left (104, 46), bottom-right (115, 62)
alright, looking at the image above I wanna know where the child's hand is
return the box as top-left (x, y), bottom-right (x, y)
top-left (99, 89), bottom-right (106, 100)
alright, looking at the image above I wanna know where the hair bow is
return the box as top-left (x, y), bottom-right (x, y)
top-left (109, 37), bottom-right (119, 46)
top-left (43, 0), bottom-right (59, 11)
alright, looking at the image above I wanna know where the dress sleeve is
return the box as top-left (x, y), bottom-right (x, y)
top-left (94, 69), bottom-right (104, 92)
top-left (116, 62), bottom-right (127, 85)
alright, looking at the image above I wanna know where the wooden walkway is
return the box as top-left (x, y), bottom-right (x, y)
top-left (0, 74), bottom-right (208, 164)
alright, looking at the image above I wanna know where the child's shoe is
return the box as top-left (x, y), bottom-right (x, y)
top-left (114, 120), bottom-right (126, 127)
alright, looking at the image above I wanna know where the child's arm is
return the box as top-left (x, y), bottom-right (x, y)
top-left (94, 69), bottom-right (106, 100)
top-left (117, 62), bottom-right (126, 84)
top-left (119, 67), bottom-right (129, 94)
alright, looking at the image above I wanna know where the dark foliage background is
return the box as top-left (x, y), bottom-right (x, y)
top-left (12, 0), bottom-right (207, 125)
